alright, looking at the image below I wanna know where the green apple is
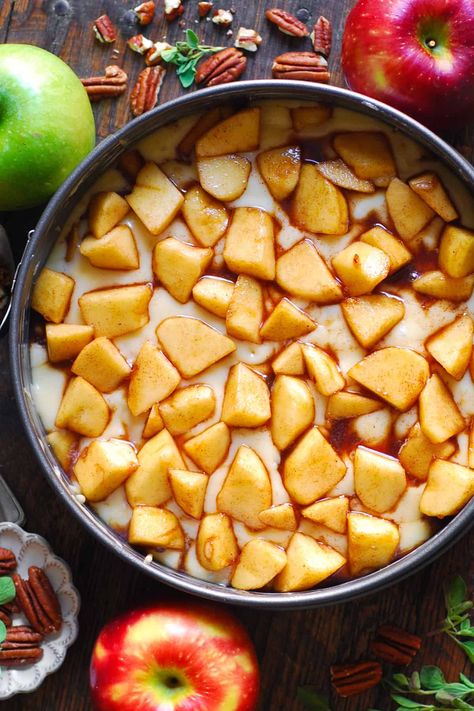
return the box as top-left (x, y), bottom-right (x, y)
top-left (0, 44), bottom-right (95, 211)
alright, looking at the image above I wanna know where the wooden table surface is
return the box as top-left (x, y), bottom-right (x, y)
top-left (0, 1), bottom-right (473, 709)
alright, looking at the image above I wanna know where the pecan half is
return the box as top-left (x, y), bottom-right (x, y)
top-left (265, 8), bottom-right (309, 37)
top-left (13, 567), bottom-right (62, 636)
top-left (0, 625), bottom-right (43, 667)
top-left (134, 1), bottom-right (155, 25)
top-left (272, 52), bottom-right (330, 82)
top-left (0, 547), bottom-right (17, 575)
top-left (0, 609), bottom-right (11, 627)
top-left (371, 625), bottom-right (422, 665)
top-left (235, 27), bottom-right (262, 52)
top-left (331, 661), bottom-right (383, 697)
top-left (81, 65), bottom-right (128, 102)
top-left (311, 16), bottom-right (332, 58)
top-left (198, 2), bottom-right (213, 17)
top-left (130, 66), bottom-right (166, 117)
top-left (93, 15), bottom-right (117, 44)
top-left (164, 0), bottom-right (184, 21)
top-left (196, 47), bottom-right (246, 87)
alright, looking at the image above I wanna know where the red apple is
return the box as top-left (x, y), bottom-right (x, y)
top-left (90, 603), bottom-right (260, 711)
top-left (342, 0), bottom-right (474, 130)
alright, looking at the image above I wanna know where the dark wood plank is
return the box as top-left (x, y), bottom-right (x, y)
top-left (0, 2), bottom-right (473, 710)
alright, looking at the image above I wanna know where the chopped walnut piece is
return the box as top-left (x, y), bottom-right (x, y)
top-left (235, 27), bottom-right (262, 52)
top-left (212, 9), bottom-right (233, 26)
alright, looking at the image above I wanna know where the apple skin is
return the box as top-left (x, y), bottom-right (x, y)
top-left (0, 44), bottom-right (95, 211)
top-left (342, 0), bottom-right (474, 130)
top-left (90, 603), bottom-right (260, 711)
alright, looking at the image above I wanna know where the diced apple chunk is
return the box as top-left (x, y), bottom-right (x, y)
top-left (419, 374), bottom-right (465, 444)
top-left (74, 439), bottom-right (138, 501)
top-left (142, 404), bottom-right (164, 439)
top-left (157, 317), bottom-right (236, 378)
top-left (326, 392), bottom-right (383, 419)
top-left (316, 160), bottom-right (375, 193)
top-left (271, 375), bottom-right (314, 450)
top-left (341, 294), bottom-right (405, 349)
top-left (302, 344), bottom-right (345, 396)
top-left (224, 208), bottom-right (275, 280)
top-left (71, 337), bottom-right (131, 392)
top-left (32, 268), bottom-right (75, 324)
top-left (193, 277), bottom-right (234, 318)
top-left (360, 226), bottom-right (412, 274)
top-left (291, 105), bottom-right (332, 131)
top-left (420, 460), bottom-right (474, 517)
top-left (292, 164), bottom-right (349, 235)
top-left (333, 132), bottom-right (396, 180)
top-left (347, 512), bottom-right (400, 575)
top-left (47, 430), bottom-right (78, 471)
top-left (272, 342), bottom-right (305, 375)
top-left (153, 238), bottom-right (213, 304)
top-left (182, 185), bottom-right (229, 247)
top-left (226, 275), bottom-right (263, 343)
top-left (413, 271), bottom-right (474, 302)
top-left (398, 422), bottom-right (455, 481)
top-left (386, 178), bottom-right (435, 241)
top-left (128, 342), bottom-right (180, 417)
top-left (301, 496), bottom-right (349, 533)
top-left (159, 385), bottom-right (215, 435)
top-left (348, 347), bottom-right (429, 410)
top-left (354, 446), bottom-right (406, 513)
top-left (125, 429), bottom-right (185, 507)
top-left (88, 191), bottom-right (130, 238)
top-left (79, 284), bottom-right (152, 338)
top-left (169, 469), bottom-right (208, 519)
top-left (80, 225), bottom-right (139, 270)
top-left (426, 315), bottom-right (473, 380)
top-left (260, 298), bottom-right (315, 341)
top-left (128, 507), bottom-right (184, 549)
top-left (195, 107), bottom-right (260, 157)
top-left (276, 239), bottom-right (343, 303)
top-left (283, 427), bottom-right (346, 504)
top-left (409, 172), bottom-right (458, 222)
top-left (274, 533), bottom-right (345, 592)
top-left (256, 145), bottom-right (301, 200)
top-left (177, 106), bottom-right (231, 157)
top-left (221, 363), bottom-right (270, 428)
top-left (332, 242), bottom-right (390, 296)
top-left (231, 539), bottom-right (287, 590)
top-left (46, 324), bottom-right (94, 363)
top-left (217, 445), bottom-right (272, 530)
top-left (125, 162), bottom-right (184, 234)
top-left (183, 421), bottom-right (230, 474)
top-left (197, 155), bottom-right (251, 201)
top-left (438, 225), bottom-right (474, 278)
top-left (197, 513), bottom-right (239, 571)
top-left (56, 376), bottom-right (109, 437)
top-left (258, 503), bottom-right (298, 531)
top-left (469, 421), bottom-right (474, 469)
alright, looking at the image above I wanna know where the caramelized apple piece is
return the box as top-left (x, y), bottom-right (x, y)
top-left (55, 377), bottom-right (109, 437)
top-left (128, 342), bottom-right (180, 417)
top-left (276, 239), bottom-right (343, 303)
top-left (326, 392), bottom-right (383, 419)
top-left (224, 208), bottom-right (275, 280)
top-left (195, 107), bottom-right (260, 157)
top-left (231, 540), bottom-right (287, 591)
top-left (182, 185), bottom-right (229, 247)
top-left (354, 446), bottom-right (406, 513)
top-left (317, 159), bottom-right (375, 193)
top-left (197, 155), bottom-right (251, 201)
top-left (292, 164), bottom-right (348, 235)
top-left (193, 276), bottom-right (234, 318)
top-left (32, 268), bottom-right (75, 324)
top-left (260, 298), bottom-right (315, 341)
top-left (409, 172), bottom-right (458, 222)
top-left (197, 513), bottom-right (239, 571)
top-left (398, 422), bottom-right (455, 481)
top-left (183, 422), bottom-right (230, 474)
top-left (271, 375), bottom-right (314, 450)
top-left (88, 191), bottom-right (130, 238)
top-left (153, 238), bottom-right (213, 304)
top-left (258, 503), bottom-right (298, 531)
top-left (79, 284), bottom-right (152, 338)
top-left (438, 225), bottom-right (474, 278)
top-left (420, 460), bottom-right (474, 518)
top-left (419, 374), bottom-right (465, 444)
top-left (426, 315), bottom-right (473, 380)
top-left (74, 439), bottom-right (138, 502)
top-left (333, 132), bottom-right (396, 180)
top-left (332, 242), bottom-right (390, 296)
top-left (71, 337), bottom-right (131, 393)
top-left (341, 294), bottom-right (405, 349)
top-left (360, 226), bottom-right (412, 274)
top-left (272, 342), bottom-right (304, 376)
top-left (274, 533), bottom-right (345, 592)
top-left (413, 271), bottom-right (474, 302)
top-left (46, 324), bottom-right (94, 363)
top-left (142, 404), bottom-right (164, 439)
top-left (221, 363), bottom-right (270, 428)
top-left (129, 507), bottom-right (184, 549)
top-left (125, 162), bottom-right (184, 234)
top-left (159, 385), bottom-right (215, 435)
top-left (256, 145), bottom-right (301, 201)
top-left (301, 496), bottom-right (349, 533)
top-left (80, 225), bottom-right (139, 271)
top-left (47, 430), bottom-right (78, 471)
top-left (386, 178), bottom-right (435, 242)
top-left (291, 105), bottom-right (332, 131)
top-left (302, 344), bottom-right (345, 396)
top-left (169, 469), bottom-right (208, 519)
top-left (226, 275), bottom-right (263, 343)
top-left (347, 512), bottom-right (399, 575)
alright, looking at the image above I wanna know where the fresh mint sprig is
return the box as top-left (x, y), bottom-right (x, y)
top-left (442, 576), bottom-right (474, 663)
top-left (161, 29), bottom-right (224, 88)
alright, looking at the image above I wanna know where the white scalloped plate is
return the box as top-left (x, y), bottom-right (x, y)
top-left (0, 523), bottom-right (80, 699)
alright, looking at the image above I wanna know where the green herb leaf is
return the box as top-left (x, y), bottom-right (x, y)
top-left (296, 687), bottom-right (332, 711)
top-left (420, 667), bottom-right (447, 691)
top-left (185, 29), bottom-right (199, 49)
top-left (0, 620), bottom-right (6, 646)
top-left (160, 29), bottom-right (225, 88)
top-left (455, 640), bottom-right (474, 664)
top-left (0, 577), bottom-right (15, 607)
top-left (392, 695), bottom-right (433, 709)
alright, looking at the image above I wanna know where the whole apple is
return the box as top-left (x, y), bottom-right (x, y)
top-left (90, 603), bottom-right (260, 711)
top-left (342, 0), bottom-right (474, 130)
top-left (0, 44), bottom-right (95, 211)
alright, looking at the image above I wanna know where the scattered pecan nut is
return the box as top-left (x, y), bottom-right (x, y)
top-left (371, 625), bottom-right (422, 665)
top-left (134, 1), bottom-right (155, 25)
top-left (127, 34), bottom-right (154, 55)
top-left (130, 66), bottom-right (166, 117)
top-left (81, 65), bottom-right (128, 102)
top-left (145, 41), bottom-right (172, 66)
top-left (0, 608), bottom-right (11, 627)
top-left (0, 625), bottom-right (43, 667)
top-left (265, 8), bottom-right (309, 37)
top-left (196, 47), bottom-right (246, 87)
top-left (311, 16), bottom-right (332, 58)
top-left (0, 547), bottom-right (17, 575)
top-left (93, 14), bottom-right (117, 44)
top-left (13, 567), bottom-right (62, 636)
top-left (212, 8), bottom-right (233, 26)
top-left (164, 0), bottom-right (184, 21)
top-left (198, 1), bottom-right (213, 17)
top-left (272, 52), bottom-right (330, 82)
top-left (331, 661), bottom-right (383, 697)
top-left (235, 27), bottom-right (262, 52)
